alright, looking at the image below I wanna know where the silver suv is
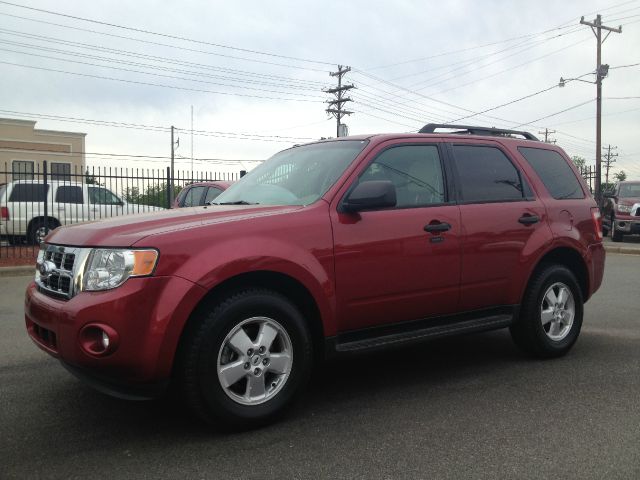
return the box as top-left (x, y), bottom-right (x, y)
top-left (0, 180), bottom-right (163, 244)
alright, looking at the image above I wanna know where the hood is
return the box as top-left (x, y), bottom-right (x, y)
top-left (618, 197), bottom-right (640, 206)
top-left (45, 204), bottom-right (303, 247)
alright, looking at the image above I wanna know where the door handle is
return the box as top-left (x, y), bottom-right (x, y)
top-left (424, 222), bottom-right (451, 233)
top-left (518, 214), bottom-right (539, 225)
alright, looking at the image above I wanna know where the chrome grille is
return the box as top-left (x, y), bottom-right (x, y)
top-left (36, 244), bottom-right (88, 300)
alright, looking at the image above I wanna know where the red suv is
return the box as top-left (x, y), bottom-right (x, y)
top-left (171, 181), bottom-right (231, 209)
top-left (25, 124), bottom-right (605, 428)
top-left (602, 180), bottom-right (640, 241)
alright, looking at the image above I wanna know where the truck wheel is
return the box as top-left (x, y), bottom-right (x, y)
top-left (27, 218), bottom-right (58, 245)
top-left (510, 264), bottom-right (583, 358)
top-left (611, 216), bottom-right (624, 242)
top-left (180, 289), bottom-right (313, 429)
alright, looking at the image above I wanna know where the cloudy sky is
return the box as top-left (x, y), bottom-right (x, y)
top-left (0, 0), bottom-right (638, 179)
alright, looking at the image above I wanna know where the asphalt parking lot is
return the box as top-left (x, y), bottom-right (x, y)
top-left (1, 254), bottom-right (639, 479)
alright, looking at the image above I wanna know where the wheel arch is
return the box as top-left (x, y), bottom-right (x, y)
top-left (524, 247), bottom-right (589, 303)
top-left (173, 270), bottom-right (326, 376)
top-left (27, 215), bottom-right (61, 232)
top-left (27, 216), bottom-right (61, 243)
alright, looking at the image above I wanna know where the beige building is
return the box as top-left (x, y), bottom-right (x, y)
top-left (0, 118), bottom-right (86, 183)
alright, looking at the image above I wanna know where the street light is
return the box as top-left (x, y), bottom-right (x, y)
top-left (558, 76), bottom-right (596, 88)
top-left (558, 65), bottom-right (610, 206)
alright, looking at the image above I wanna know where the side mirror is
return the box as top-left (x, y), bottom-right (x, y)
top-left (342, 180), bottom-right (396, 213)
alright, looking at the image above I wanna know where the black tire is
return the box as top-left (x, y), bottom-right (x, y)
top-left (180, 289), bottom-right (313, 429)
top-left (510, 264), bottom-right (583, 358)
top-left (611, 215), bottom-right (624, 242)
top-left (27, 218), bottom-right (58, 245)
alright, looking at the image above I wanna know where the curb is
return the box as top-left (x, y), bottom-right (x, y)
top-left (604, 245), bottom-right (640, 255)
top-left (0, 266), bottom-right (34, 277)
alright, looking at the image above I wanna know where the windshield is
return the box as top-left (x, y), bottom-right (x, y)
top-left (619, 183), bottom-right (640, 198)
top-left (214, 140), bottom-right (368, 206)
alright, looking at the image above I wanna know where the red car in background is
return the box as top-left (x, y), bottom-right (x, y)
top-left (172, 181), bottom-right (232, 208)
top-left (602, 180), bottom-right (640, 242)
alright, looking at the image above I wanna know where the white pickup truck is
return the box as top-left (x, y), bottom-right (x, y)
top-left (0, 181), bottom-right (164, 244)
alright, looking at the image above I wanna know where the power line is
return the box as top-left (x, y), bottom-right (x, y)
top-left (399, 26), bottom-right (585, 88)
top-left (0, 35), bottom-right (326, 91)
top-left (419, 36), bottom-right (591, 96)
top-left (0, 60), bottom-right (325, 103)
top-left (546, 106), bottom-right (640, 126)
top-left (512, 100), bottom-right (595, 128)
top-left (0, 46), bottom-right (324, 98)
top-left (0, 1), bottom-right (336, 66)
top-left (0, 11), bottom-right (331, 73)
top-left (609, 61), bottom-right (640, 69)
top-left (0, 27), bottom-right (328, 88)
top-left (0, 109), bottom-right (317, 141)
top-left (360, 0), bottom-right (638, 71)
top-left (0, 144), bottom-right (263, 164)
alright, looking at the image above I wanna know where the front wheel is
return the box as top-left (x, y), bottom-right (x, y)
top-left (611, 216), bottom-right (624, 242)
top-left (180, 289), bottom-right (313, 429)
top-left (510, 264), bottom-right (583, 358)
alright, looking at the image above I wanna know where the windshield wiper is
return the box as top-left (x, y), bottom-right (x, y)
top-left (214, 200), bottom-right (259, 205)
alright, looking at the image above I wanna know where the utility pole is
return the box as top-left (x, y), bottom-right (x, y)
top-left (580, 14), bottom-right (622, 205)
top-left (538, 128), bottom-right (556, 144)
top-left (190, 106), bottom-right (194, 181)
top-left (603, 144), bottom-right (618, 185)
top-left (325, 65), bottom-right (354, 137)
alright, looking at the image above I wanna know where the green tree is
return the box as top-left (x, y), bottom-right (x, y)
top-left (614, 170), bottom-right (627, 182)
top-left (571, 156), bottom-right (586, 171)
top-left (124, 183), bottom-right (182, 208)
top-left (84, 168), bottom-right (101, 185)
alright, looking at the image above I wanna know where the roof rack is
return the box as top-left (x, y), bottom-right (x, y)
top-left (418, 123), bottom-right (539, 141)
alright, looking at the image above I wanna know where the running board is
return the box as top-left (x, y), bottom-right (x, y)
top-left (331, 313), bottom-right (514, 354)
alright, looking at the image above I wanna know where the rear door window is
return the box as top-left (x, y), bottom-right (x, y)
top-left (88, 187), bottom-right (122, 205)
top-left (518, 147), bottom-right (585, 199)
top-left (55, 186), bottom-right (83, 204)
top-left (451, 145), bottom-right (529, 203)
top-left (8, 184), bottom-right (49, 202)
top-left (183, 186), bottom-right (206, 207)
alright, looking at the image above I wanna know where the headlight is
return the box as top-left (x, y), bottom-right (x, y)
top-left (617, 204), bottom-right (632, 213)
top-left (83, 249), bottom-right (158, 291)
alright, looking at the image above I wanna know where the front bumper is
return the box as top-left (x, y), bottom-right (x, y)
top-left (613, 217), bottom-right (640, 234)
top-left (25, 274), bottom-right (206, 390)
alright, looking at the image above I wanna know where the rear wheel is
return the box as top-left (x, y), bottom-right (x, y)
top-left (27, 218), bottom-right (58, 245)
top-left (180, 289), bottom-right (313, 429)
top-left (510, 264), bottom-right (583, 358)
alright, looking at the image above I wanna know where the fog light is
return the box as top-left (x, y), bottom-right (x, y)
top-left (79, 324), bottom-right (119, 356)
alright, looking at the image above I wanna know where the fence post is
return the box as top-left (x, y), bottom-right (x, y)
top-left (166, 166), bottom-right (171, 209)
top-left (43, 160), bottom-right (48, 239)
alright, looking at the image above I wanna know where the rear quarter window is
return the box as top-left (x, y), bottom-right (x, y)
top-left (518, 147), bottom-right (585, 199)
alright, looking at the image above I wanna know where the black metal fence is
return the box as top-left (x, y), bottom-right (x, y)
top-left (0, 161), bottom-right (243, 262)
top-left (578, 165), bottom-right (596, 193)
